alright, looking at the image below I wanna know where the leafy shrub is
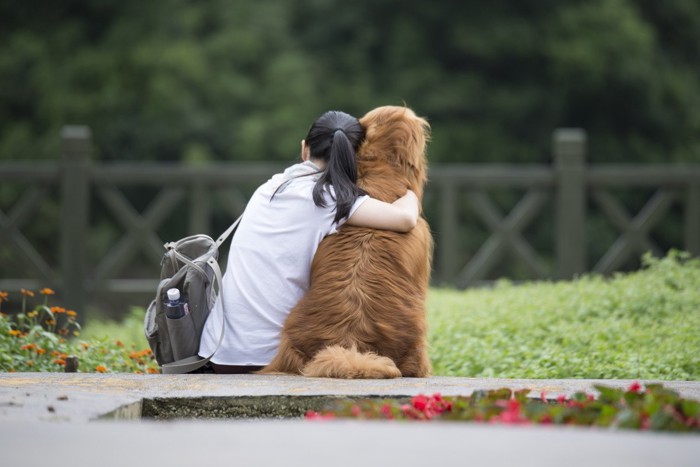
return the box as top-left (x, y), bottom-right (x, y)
top-left (308, 382), bottom-right (700, 433)
top-left (3, 251), bottom-right (698, 378)
top-left (0, 288), bottom-right (158, 373)
top-left (427, 251), bottom-right (700, 380)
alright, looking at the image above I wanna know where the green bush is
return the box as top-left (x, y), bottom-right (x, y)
top-left (3, 251), bottom-right (698, 378)
top-left (428, 250), bottom-right (700, 380)
top-left (0, 289), bottom-right (158, 373)
top-left (309, 383), bottom-right (700, 433)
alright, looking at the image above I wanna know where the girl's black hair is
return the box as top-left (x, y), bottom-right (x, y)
top-left (305, 110), bottom-right (366, 223)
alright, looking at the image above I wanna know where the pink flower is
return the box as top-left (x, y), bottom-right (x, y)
top-left (305, 410), bottom-right (335, 421)
top-left (380, 403), bottom-right (394, 420)
top-left (351, 404), bottom-right (361, 417)
top-left (490, 399), bottom-right (530, 425)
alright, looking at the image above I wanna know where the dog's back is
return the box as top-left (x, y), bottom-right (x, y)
top-left (262, 106), bottom-right (432, 378)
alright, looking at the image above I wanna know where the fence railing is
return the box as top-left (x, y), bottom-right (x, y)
top-left (1, 126), bottom-right (698, 318)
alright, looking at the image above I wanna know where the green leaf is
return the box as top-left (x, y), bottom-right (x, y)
top-left (680, 400), bottom-right (700, 418)
top-left (594, 385), bottom-right (624, 403)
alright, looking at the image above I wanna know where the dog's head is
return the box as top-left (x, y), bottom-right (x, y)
top-left (358, 106), bottom-right (430, 200)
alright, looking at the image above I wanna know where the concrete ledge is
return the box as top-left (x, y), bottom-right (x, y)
top-left (2, 373), bottom-right (700, 422)
top-left (1, 374), bottom-right (698, 467)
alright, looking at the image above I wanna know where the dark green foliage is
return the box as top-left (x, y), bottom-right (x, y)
top-left (1, 0), bottom-right (699, 163)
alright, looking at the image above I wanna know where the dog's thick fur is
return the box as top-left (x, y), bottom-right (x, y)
top-left (261, 106), bottom-right (432, 378)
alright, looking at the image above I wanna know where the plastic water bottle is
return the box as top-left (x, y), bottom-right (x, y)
top-left (165, 288), bottom-right (189, 319)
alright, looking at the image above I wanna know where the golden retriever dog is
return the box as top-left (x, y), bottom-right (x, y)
top-left (261, 105), bottom-right (432, 378)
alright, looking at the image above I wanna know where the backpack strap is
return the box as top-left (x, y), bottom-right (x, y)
top-left (160, 214), bottom-right (243, 375)
top-left (216, 213), bottom-right (243, 248)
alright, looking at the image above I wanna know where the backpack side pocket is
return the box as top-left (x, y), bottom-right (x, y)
top-left (165, 312), bottom-right (198, 361)
top-left (144, 299), bottom-right (166, 364)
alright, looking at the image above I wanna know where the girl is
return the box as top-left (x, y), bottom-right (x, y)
top-left (198, 110), bottom-right (419, 373)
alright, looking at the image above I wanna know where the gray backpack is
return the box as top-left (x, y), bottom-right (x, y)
top-left (144, 216), bottom-right (241, 374)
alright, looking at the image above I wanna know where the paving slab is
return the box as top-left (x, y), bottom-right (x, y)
top-left (0, 373), bottom-right (698, 467)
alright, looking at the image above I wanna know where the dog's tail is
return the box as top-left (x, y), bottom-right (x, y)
top-left (301, 345), bottom-right (402, 379)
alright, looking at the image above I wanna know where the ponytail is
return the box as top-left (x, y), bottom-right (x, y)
top-left (304, 111), bottom-right (366, 224)
top-left (313, 130), bottom-right (366, 223)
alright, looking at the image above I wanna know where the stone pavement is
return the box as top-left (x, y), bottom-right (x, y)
top-left (0, 373), bottom-right (698, 466)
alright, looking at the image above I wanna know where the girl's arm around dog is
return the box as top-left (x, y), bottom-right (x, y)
top-left (345, 190), bottom-right (419, 232)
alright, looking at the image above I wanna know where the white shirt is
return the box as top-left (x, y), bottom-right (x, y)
top-left (198, 161), bottom-right (368, 365)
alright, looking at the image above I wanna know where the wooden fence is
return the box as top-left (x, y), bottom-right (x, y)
top-left (1, 126), bottom-right (698, 318)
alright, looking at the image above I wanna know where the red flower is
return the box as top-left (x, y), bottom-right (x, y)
top-left (412, 394), bottom-right (429, 412)
top-left (628, 381), bottom-right (642, 393)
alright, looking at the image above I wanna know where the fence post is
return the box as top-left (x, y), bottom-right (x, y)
top-left (438, 180), bottom-right (458, 284)
top-left (554, 128), bottom-right (586, 280)
top-left (60, 126), bottom-right (91, 321)
top-left (686, 184), bottom-right (700, 256)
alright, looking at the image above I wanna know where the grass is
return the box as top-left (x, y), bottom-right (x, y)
top-left (80, 307), bottom-right (151, 349)
top-left (428, 251), bottom-right (700, 380)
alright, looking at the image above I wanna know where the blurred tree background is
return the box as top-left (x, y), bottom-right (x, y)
top-left (1, 0), bottom-right (699, 313)
top-left (1, 0), bottom-right (699, 164)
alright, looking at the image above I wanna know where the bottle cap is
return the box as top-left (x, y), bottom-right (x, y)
top-left (166, 288), bottom-right (180, 301)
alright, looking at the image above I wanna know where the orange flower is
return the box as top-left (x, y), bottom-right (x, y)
top-left (81, 342), bottom-right (89, 350)
top-left (147, 368), bottom-right (159, 374)
top-left (115, 340), bottom-right (125, 348)
top-left (8, 330), bottom-right (21, 337)
top-left (21, 288), bottom-right (35, 297)
top-left (50, 306), bottom-right (66, 314)
top-left (95, 365), bottom-right (107, 373)
top-left (45, 319), bottom-right (57, 326)
top-left (66, 310), bottom-right (77, 318)
top-left (54, 359), bottom-right (66, 366)
top-left (26, 360), bottom-right (34, 367)
top-left (51, 350), bottom-right (61, 357)
top-left (21, 344), bottom-right (37, 351)
top-left (36, 348), bottom-right (46, 355)
top-left (0, 291), bottom-right (8, 302)
top-left (39, 288), bottom-right (55, 295)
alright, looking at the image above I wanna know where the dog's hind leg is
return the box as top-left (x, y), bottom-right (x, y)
top-left (258, 335), bottom-right (306, 375)
top-left (398, 344), bottom-right (432, 377)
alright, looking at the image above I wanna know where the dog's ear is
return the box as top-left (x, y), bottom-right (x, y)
top-left (402, 111), bottom-right (430, 196)
top-left (359, 106), bottom-right (430, 198)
